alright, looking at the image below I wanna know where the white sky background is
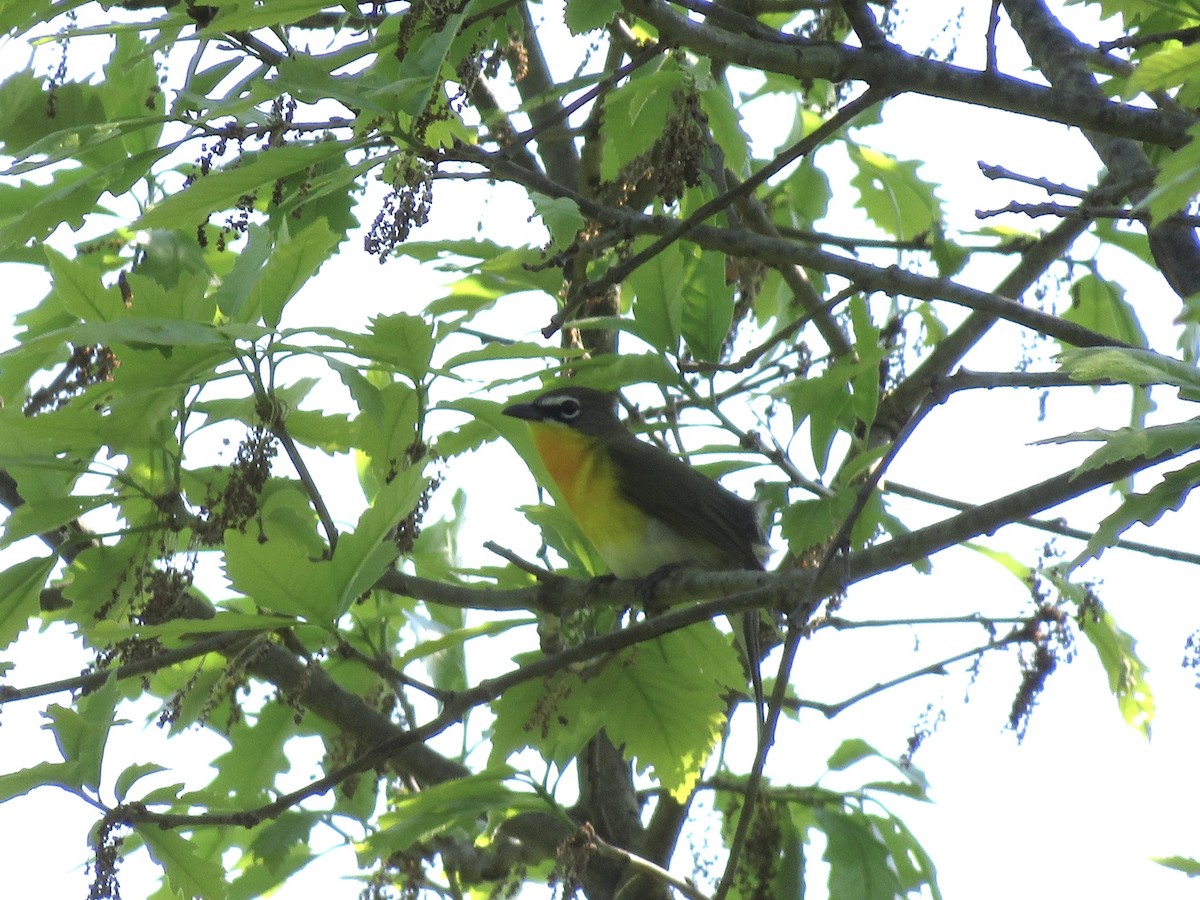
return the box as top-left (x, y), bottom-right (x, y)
top-left (2, 1), bottom-right (1200, 898)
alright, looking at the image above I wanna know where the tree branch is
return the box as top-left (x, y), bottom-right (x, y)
top-left (438, 145), bottom-right (1132, 350)
top-left (872, 172), bottom-right (1114, 439)
top-left (1000, 0), bottom-right (1200, 299)
top-left (625, 0), bottom-right (1194, 147)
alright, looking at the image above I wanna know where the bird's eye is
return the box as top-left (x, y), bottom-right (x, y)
top-left (557, 398), bottom-right (581, 420)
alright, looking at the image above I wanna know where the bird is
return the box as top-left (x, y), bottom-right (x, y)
top-left (502, 385), bottom-right (768, 730)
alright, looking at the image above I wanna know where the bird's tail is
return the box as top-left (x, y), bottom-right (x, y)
top-left (731, 610), bottom-right (767, 739)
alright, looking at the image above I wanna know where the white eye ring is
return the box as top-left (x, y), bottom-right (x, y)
top-left (557, 398), bottom-right (581, 420)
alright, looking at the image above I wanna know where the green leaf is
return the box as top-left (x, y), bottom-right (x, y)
top-left (629, 238), bottom-right (684, 352)
top-left (930, 224), bottom-right (968, 278)
top-left (102, 33), bottom-right (165, 157)
top-left (354, 381), bottom-right (421, 488)
top-left (773, 800), bottom-right (807, 899)
top-left (43, 673), bottom-right (121, 791)
top-left (1, 1), bottom-right (87, 38)
top-left (564, 0), bottom-right (621, 33)
top-left (530, 192), bottom-right (584, 251)
top-left (848, 142), bottom-right (941, 240)
top-left (1128, 41), bottom-right (1200, 92)
top-left (138, 825), bottom-right (229, 899)
top-left (357, 10), bottom-right (462, 119)
top-left (1154, 855), bottom-right (1200, 877)
top-left (45, 245), bottom-right (124, 322)
top-left (785, 354), bottom-right (879, 474)
top-left (224, 526), bottom-right (338, 622)
top-left (698, 70), bottom-right (750, 174)
top-left (210, 223), bottom-right (276, 322)
top-left (275, 408), bottom-right (357, 455)
top-left (61, 541), bottom-right (143, 622)
top-left (963, 542), bottom-right (1033, 582)
top-left (86, 612), bottom-right (300, 643)
top-left (246, 217), bottom-right (341, 328)
top-left (1072, 459), bottom-right (1200, 568)
top-left (440, 339), bottom-right (567, 372)
top-left (873, 812), bottom-right (942, 898)
top-left (328, 469), bottom-right (422, 618)
top-left (817, 808), bottom-right (903, 900)
top-left (488, 660), bottom-right (608, 770)
top-left (826, 738), bottom-right (931, 800)
top-left (595, 622), bottom-right (742, 802)
top-left (209, 703), bottom-right (296, 801)
top-left (1061, 274), bottom-right (1148, 348)
top-left (1144, 121), bottom-right (1200, 220)
top-left (1039, 419), bottom-right (1200, 474)
top-left (135, 142), bottom-right (349, 230)
top-left (568, 351), bottom-right (679, 390)
top-left (780, 152), bottom-right (833, 231)
top-left (114, 762), bottom-right (169, 804)
top-left (0, 555), bottom-right (55, 650)
top-left (360, 312), bottom-right (437, 381)
top-left (1078, 607), bottom-right (1155, 737)
top-left (680, 243), bottom-right (733, 363)
top-left (826, 737), bottom-right (880, 771)
top-left (71, 317), bottom-right (236, 349)
top-left (219, 467), bottom-right (409, 626)
top-left (780, 491), bottom-right (853, 557)
top-left (396, 619), bottom-right (527, 689)
top-left (0, 168), bottom-right (107, 256)
top-left (847, 295), bottom-right (883, 425)
top-left (1058, 346), bottom-right (1200, 399)
top-left (0, 762), bottom-right (80, 802)
top-left (599, 64), bottom-right (688, 181)
top-left (361, 768), bottom-right (546, 861)
top-left (198, 0), bottom-right (340, 32)
top-left (246, 811), bottom-right (320, 875)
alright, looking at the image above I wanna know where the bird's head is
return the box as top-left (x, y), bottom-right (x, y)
top-left (502, 386), bottom-right (623, 439)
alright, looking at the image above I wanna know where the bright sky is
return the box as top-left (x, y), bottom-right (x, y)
top-left (2, 2), bottom-right (1200, 899)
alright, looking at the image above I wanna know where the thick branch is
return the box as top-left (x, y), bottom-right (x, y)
top-left (849, 450), bottom-right (1180, 581)
top-left (885, 479), bottom-right (1200, 565)
top-left (625, 0), bottom-right (1193, 147)
top-left (512, 3), bottom-right (581, 187)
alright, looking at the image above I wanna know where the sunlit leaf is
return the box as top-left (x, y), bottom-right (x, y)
top-left (138, 825), bottom-right (229, 899)
top-left (1078, 607), bottom-right (1155, 737)
top-left (361, 768), bottom-right (547, 860)
top-left (817, 808), bottom-right (903, 900)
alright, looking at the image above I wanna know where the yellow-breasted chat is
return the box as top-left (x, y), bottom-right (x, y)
top-left (502, 385), bottom-right (768, 727)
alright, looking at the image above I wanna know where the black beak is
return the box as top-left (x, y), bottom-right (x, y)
top-left (502, 401), bottom-right (542, 422)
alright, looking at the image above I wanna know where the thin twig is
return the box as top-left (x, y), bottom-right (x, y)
top-left (681, 282), bottom-right (860, 375)
top-left (484, 541), bottom-right (559, 579)
top-left (808, 629), bottom-right (1027, 718)
top-left (885, 480), bottom-right (1200, 566)
top-left (978, 162), bottom-right (1087, 197)
top-left (334, 639), bottom-right (448, 702)
top-left (590, 826), bottom-right (712, 900)
top-left (977, 200), bottom-right (1200, 227)
top-left (0, 634), bottom-right (240, 705)
top-left (242, 355), bottom-right (340, 553)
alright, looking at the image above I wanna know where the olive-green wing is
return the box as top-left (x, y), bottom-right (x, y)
top-left (606, 433), bottom-right (765, 570)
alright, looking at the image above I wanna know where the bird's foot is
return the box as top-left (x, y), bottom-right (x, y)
top-left (639, 562), bottom-right (688, 615)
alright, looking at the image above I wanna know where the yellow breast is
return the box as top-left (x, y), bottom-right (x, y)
top-left (527, 422), bottom-right (653, 576)
top-left (526, 421), bottom-right (723, 577)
